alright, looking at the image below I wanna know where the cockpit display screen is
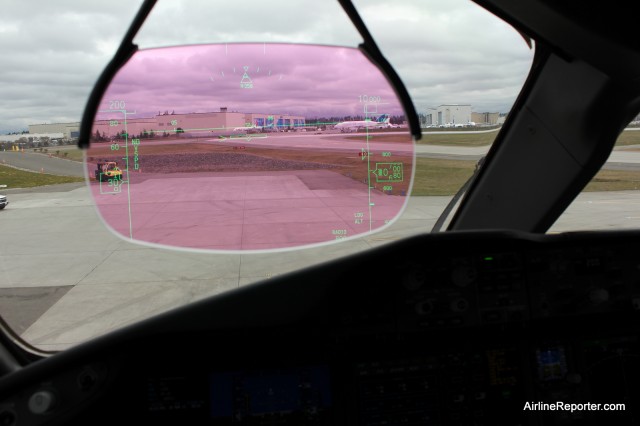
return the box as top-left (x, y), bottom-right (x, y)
top-left (209, 365), bottom-right (332, 424)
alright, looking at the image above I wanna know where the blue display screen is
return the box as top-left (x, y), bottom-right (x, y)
top-left (210, 366), bottom-right (331, 423)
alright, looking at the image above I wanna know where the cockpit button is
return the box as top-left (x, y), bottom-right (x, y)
top-left (28, 390), bottom-right (56, 415)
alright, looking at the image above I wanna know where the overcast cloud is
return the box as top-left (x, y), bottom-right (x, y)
top-left (97, 44), bottom-right (405, 121)
top-left (0, 0), bottom-right (533, 133)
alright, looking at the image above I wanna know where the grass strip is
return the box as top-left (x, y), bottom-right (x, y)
top-left (613, 130), bottom-right (640, 147)
top-left (0, 165), bottom-right (84, 189)
top-left (411, 158), bottom-right (475, 196)
top-left (416, 131), bottom-right (496, 146)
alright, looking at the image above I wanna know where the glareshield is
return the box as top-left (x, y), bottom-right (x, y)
top-left (84, 43), bottom-right (414, 251)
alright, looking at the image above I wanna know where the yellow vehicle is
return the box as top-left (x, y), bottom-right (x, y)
top-left (95, 161), bottom-right (122, 182)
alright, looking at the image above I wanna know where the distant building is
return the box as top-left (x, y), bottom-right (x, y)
top-left (0, 133), bottom-right (64, 143)
top-left (90, 108), bottom-right (305, 139)
top-left (28, 122), bottom-right (80, 139)
top-left (471, 112), bottom-right (500, 125)
top-left (424, 104), bottom-right (471, 126)
top-left (29, 109), bottom-right (306, 141)
top-left (424, 108), bottom-right (437, 126)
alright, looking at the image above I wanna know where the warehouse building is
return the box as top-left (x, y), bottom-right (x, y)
top-left (28, 122), bottom-right (80, 139)
top-left (424, 104), bottom-right (472, 126)
top-left (90, 109), bottom-right (305, 139)
top-left (423, 105), bottom-right (502, 126)
top-left (470, 112), bottom-right (500, 125)
top-left (29, 109), bottom-right (305, 142)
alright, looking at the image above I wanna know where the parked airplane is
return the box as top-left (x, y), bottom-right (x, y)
top-left (333, 114), bottom-right (391, 132)
top-left (231, 125), bottom-right (263, 133)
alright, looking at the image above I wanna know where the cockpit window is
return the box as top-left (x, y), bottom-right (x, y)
top-left (550, 118), bottom-right (640, 232)
top-left (0, 0), bottom-right (532, 351)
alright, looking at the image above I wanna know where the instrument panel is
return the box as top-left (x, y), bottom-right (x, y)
top-left (1, 230), bottom-right (639, 425)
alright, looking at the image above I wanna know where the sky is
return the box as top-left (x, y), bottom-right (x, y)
top-left (98, 43), bottom-right (405, 121)
top-left (0, 0), bottom-right (533, 134)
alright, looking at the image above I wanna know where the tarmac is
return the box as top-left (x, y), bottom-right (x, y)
top-left (2, 183), bottom-right (640, 351)
top-left (2, 135), bottom-right (640, 350)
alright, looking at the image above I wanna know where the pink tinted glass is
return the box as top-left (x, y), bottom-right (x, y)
top-left (85, 43), bottom-right (414, 251)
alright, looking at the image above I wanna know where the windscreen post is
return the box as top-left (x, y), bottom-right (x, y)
top-left (337, 0), bottom-right (422, 141)
top-left (78, 0), bottom-right (158, 149)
